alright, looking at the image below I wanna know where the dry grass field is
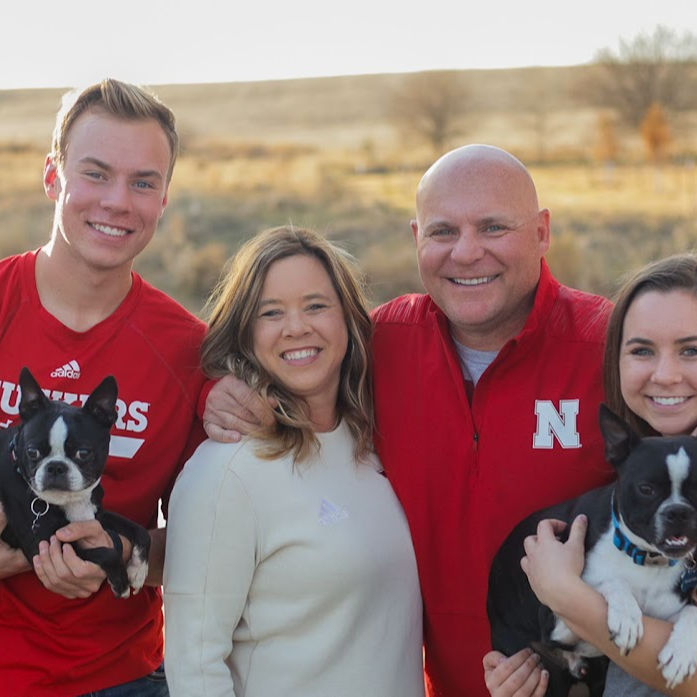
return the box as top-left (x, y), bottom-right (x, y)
top-left (2, 67), bottom-right (697, 312)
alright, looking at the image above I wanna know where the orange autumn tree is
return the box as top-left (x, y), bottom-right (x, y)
top-left (641, 102), bottom-right (671, 163)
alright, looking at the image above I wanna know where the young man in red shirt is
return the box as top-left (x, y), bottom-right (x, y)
top-left (0, 79), bottom-right (206, 696)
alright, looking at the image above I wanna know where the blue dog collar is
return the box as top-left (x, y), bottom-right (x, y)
top-left (611, 497), bottom-right (678, 568)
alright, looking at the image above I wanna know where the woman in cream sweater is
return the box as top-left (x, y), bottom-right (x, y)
top-left (164, 226), bottom-right (424, 697)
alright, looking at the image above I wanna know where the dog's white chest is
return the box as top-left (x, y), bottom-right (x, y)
top-left (583, 529), bottom-right (685, 620)
top-left (63, 500), bottom-right (97, 523)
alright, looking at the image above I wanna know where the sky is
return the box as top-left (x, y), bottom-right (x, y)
top-left (3, 0), bottom-right (697, 90)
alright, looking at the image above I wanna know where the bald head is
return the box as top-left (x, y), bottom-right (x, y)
top-left (416, 144), bottom-right (540, 221)
top-left (410, 143), bottom-right (550, 350)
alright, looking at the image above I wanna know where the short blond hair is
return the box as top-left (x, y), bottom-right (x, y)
top-left (51, 78), bottom-right (179, 182)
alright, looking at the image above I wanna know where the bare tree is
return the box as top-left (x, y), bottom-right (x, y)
top-left (389, 71), bottom-right (468, 157)
top-left (589, 25), bottom-right (697, 127)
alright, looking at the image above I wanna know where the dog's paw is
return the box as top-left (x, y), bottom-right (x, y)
top-left (597, 580), bottom-right (643, 654)
top-left (127, 545), bottom-right (149, 594)
top-left (658, 606), bottom-right (697, 688)
top-left (114, 584), bottom-right (131, 599)
top-left (562, 652), bottom-right (590, 680)
top-left (607, 606), bottom-right (643, 654)
top-left (106, 574), bottom-right (131, 599)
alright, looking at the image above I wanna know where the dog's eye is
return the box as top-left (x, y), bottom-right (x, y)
top-left (26, 447), bottom-right (41, 461)
top-left (75, 449), bottom-right (92, 462)
top-left (638, 484), bottom-right (655, 496)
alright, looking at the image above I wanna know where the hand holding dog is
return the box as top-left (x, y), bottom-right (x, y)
top-left (0, 504), bottom-right (31, 579)
top-left (483, 648), bottom-right (549, 697)
top-left (203, 374), bottom-right (277, 443)
top-left (32, 521), bottom-right (116, 599)
top-left (520, 515), bottom-right (587, 613)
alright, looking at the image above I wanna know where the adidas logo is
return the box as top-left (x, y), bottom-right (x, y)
top-left (50, 360), bottom-right (81, 380)
top-left (318, 497), bottom-right (348, 526)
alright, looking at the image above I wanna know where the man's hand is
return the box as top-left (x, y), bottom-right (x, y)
top-left (203, 374), bottom-right (276, 443)
top-left (0, 504), bottom-right (31, 579)
top-left (32, 520), bottom-right (117, 599)
top-left (483, 649), bottom-right (549, 697)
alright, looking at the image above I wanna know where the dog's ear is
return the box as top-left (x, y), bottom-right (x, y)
top-left (18, 367), bottom-right (51, 421)
top-left (83, 376), bottom-right (118, 428)
top-left (599, 403), bottom-right (641, 467)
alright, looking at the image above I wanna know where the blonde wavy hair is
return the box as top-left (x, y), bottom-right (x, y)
top-left (201, 226), bottom-right (374, 463)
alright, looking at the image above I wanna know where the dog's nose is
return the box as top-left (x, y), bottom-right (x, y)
top-left (45, 461), bottom-right (67, 477)
top-left (663, 504), bottom-right (696, 525)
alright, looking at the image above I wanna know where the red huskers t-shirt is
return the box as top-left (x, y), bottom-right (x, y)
top-left (0, 250), bottom-right (207, 696)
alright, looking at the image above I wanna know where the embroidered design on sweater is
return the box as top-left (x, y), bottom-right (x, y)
top-left (318, 498), bottom-right (348, 526)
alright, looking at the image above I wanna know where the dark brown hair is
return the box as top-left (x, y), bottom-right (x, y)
top-left (604, 253), bottom-right (697, 436)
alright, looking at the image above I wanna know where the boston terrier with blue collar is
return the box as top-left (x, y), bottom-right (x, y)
top-left (487, 404), bottom-right (697, 697)
top-left (0, 368), bottom-right (150, 598)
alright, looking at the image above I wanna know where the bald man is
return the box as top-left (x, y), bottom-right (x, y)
top-left (203, 145), bottom-right (616, 697)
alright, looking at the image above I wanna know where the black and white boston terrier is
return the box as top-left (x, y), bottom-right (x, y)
top-left (487, 404), bottom-right (697, 697)
top-left (0, 367), bottom-right (150, 598)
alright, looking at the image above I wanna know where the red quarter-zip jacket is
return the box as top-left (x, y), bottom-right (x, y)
top-left (372, 260), bottom-right (615, 697)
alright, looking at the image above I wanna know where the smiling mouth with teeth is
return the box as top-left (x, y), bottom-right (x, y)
top-left (91, 223), bottom-right (131, 237)
top-left (660, 535), bottom-right (697, 558)
top-left (651, 396), bottom-right (690, 406)
top-left (282, 349), bottom-right (319, 361)
top-left (665, 535), bottom-right (690, 548)
top-left (451, 275), bottom-right (497, 286)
